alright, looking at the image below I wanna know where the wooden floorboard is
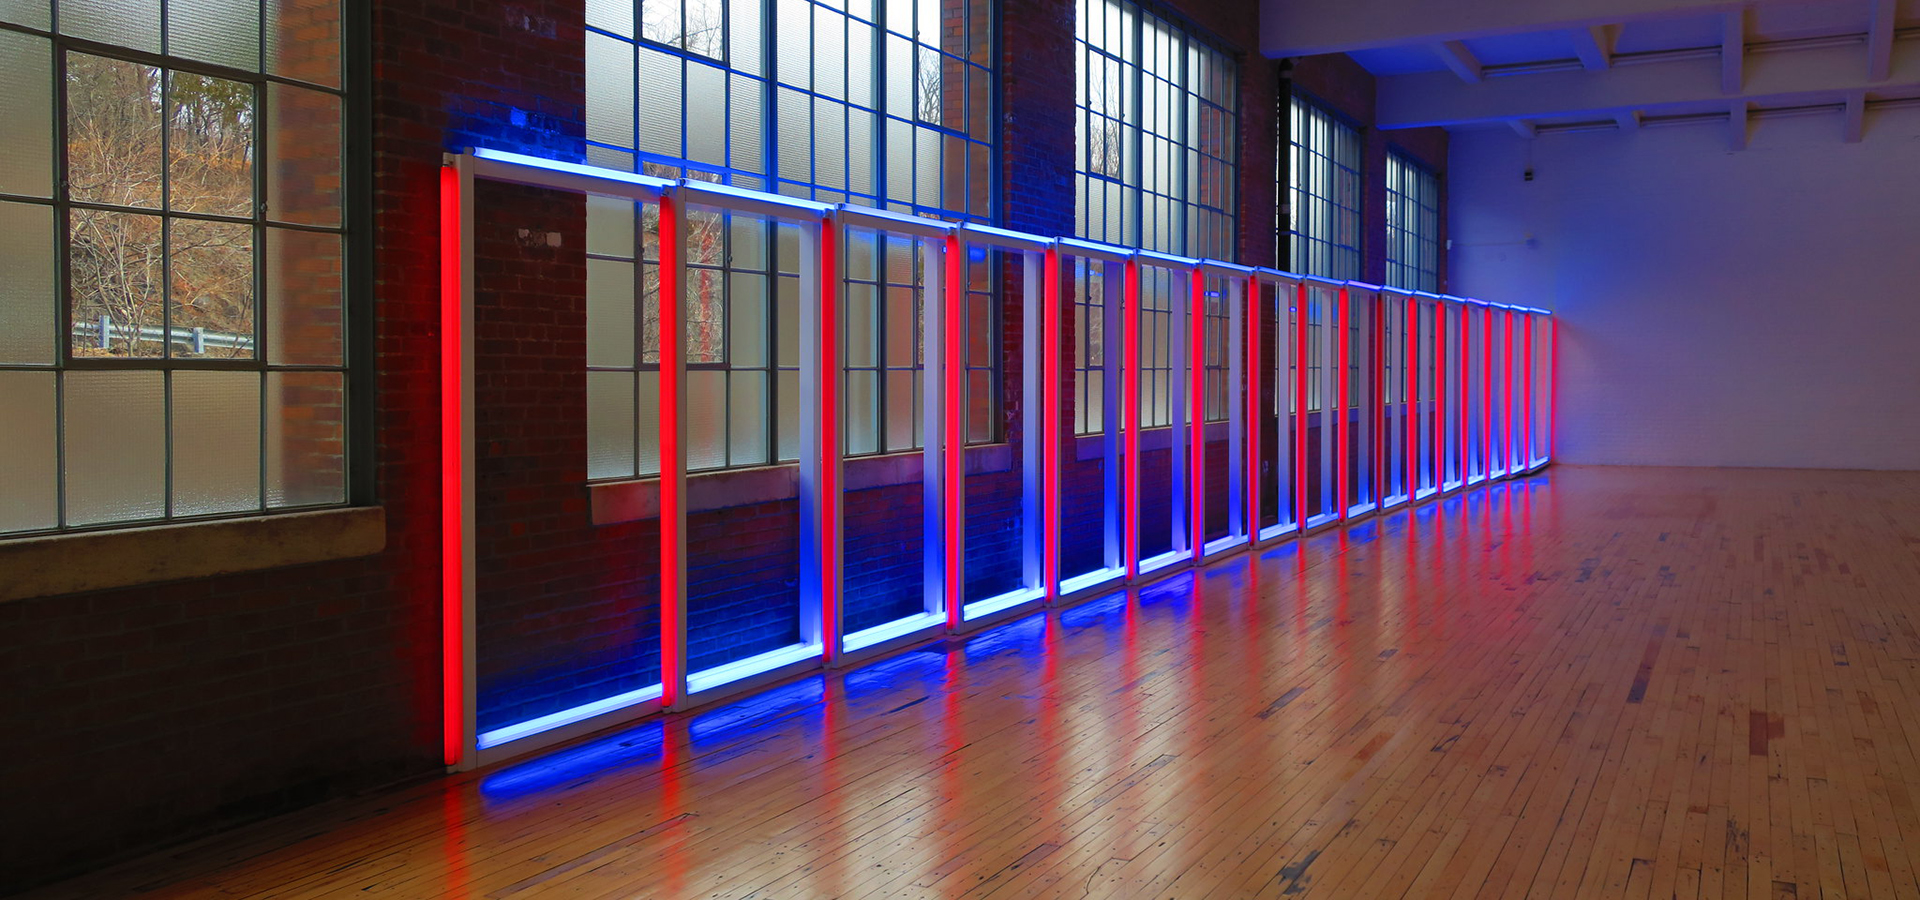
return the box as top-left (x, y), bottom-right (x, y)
top-left (21, 465), bottom-right (1920, 899)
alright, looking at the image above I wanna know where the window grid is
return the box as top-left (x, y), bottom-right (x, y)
top-left (0, 2), bottom-right (351, 538)
top-left (1284, 95), bottom-right (1361, 281)
top-left (1070, 0), bottom-right (1237, 435)
top-left (1202, 276), bottom-right (1228, 422)
top-left (1385, 150), bottom-right (1439, 293)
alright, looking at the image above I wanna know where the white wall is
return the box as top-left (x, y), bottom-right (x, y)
top-left (1448, 108), bottom-right (1920, 471)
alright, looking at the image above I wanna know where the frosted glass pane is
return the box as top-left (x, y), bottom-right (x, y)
top-left (729, 215), bottom-right (765, 270)
top-left (169, 218), bottom-right (255, 359)
top-left (728, 0), bottom-right (759, 75)
top-left (169, 0), bottom-right (260, 70)
top-left (265, 371), bottom-right (345, 506)
top-left (685, 61), bottom-right (725, 166)
top-left (813, 98), bottom-right (845, 190)
top-left (0, 0), bottom-right (50, 29)
top-left (637, 49), bottom-right (681, 157)
top-left (885, 285), bottom-right (913, 364)
top-left (587, 32), bottom-right (634, 150)
top-left (0, 372), bottom-right (58, 533)
top-left (775, 0), bottom-right (808, 88)
top-left (845, 283), bottom-right (876, 367)
top-left (267, 83), bottom-right (341, 226)
top-left (636, 370), bottom-right (659, 475)
top-left (845, 370), bottom-right (876, 455)
top-left (0, 32), bottom-right (51, 198)
top-left (848, 109), bottom-right (873, 197)
top-left (265, 227), bottom-right (343, 365)
top-left (885, 369), bottom-right (912, 451)
top-left (775, 274), bottom-right (797, 366)
top-left (775, 369), bottom-right (798, 461)
top-left (63, 0), bottom-right (162, 53)
top-left (775, 87), bottom-right (809, 182)
top-left (586, 0), bottom-right (631, 37)
top-left (687, 370), bottom-right (724, 470)
top-left (812, 7), bottom-right (843, 99)
top-left (172, 371), bottom-right (262, 515)
top-left (64, 371), bottom-right (166, 526)
top-left (885, 35), bottom-right (911, 119)
top-left (587, 258), bottom-right (636, 368)
top-left (67, 54), bottom-right (163, 209)
top-left (914, 126), bottom-right (939, 208)
top-left (728, 74), bottom-right (762, 174)
top-left (845, 19), bottom-right (873, 109)
top-left (587, 371), bottom-right (636, 480)
top-left (0, 202), bottom-right (54, 365)
top-left (729, 273), bottom-right (766, 367)
top-left (69, 209), bottom-right (164, 359)
top-left (728, 373), bottom-right (766, 466)
top-left (588, 196), bottom-right (636, 260)
top-left (266, 0), bottom-right (341, 87)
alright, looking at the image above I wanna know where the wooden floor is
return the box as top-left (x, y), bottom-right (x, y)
top-left (26, 465), bottom-right (1920, 899)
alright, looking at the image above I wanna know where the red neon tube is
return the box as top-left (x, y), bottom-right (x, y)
top-left (1405, 294), bottom-right (1417, 497)
top-left (1458, 304), bottom-right (1469, 481)
top-left (1480, 304), bottom-right (1493, 480)
top-left (1434, 300), bottom-right (1446, 488)
top-left (438, 166), bottom-right (464, 767)
top-left (658, 194), bottom-right (685, 708)
top-left (1042, 247), bottom-right (1060, 600)
top-left (1293, 283), bottom-right (1307, 527)
top-left (819, 217), bottom-right (841, 660)
top-left (1521, 313), bottom-right (1533, 466)
top-left (1245, 277), bottom-right (1261, 537)
top-left (1189, 270), bottom-right (1205, 560)
top-left (944, 234), bottom-right (964, 630)
top-left (1549, 317), bottom-right (1558, 460)
top-left (1371, 291), bottom-right (1384, 504)
top-left (1122, 259), bottom-right (1140, 578)
top-left (1502, 309), bottom-right (1515, 475)
top-left (1335, 287), bottom-right (1349, 519)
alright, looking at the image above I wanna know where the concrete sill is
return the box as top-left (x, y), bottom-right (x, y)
top-left (592, 443), bottom-right (1015, 526)
top-left (0, 507), bottom-right (387, 603)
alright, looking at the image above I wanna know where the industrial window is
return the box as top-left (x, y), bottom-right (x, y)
top-left (585, 0), bottom-right (998, 478)
top-left (1284, 95), bottom-right (1361, 281)
top-left (1071, 0), bottom-right (1237, 433)
top-left (1384, 150), bottom-right (1439, 293)
top-left (0, 0), bottom-right (353, 537)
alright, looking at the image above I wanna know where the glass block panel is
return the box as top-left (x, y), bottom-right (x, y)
top-left (588, 258), bottom-right (636, 368)
top-left (267, 82), bottom-right (341, 226)
top-left (171, 370), bottom-right (262, 515)
top-left (0, 202), bottom-right (55, 365)
top-left (67, 54), bottom-right (163, 209)
top-left (637, 48), bottom-right (682, 158)
top-left (686, 370), bottom-right (724, 470)
top-left (265, 370), bottom-right (346, 507)
top-left (587, 32), bottom-right (635, 150)
top-left (69, 208), bottom-right (164, 359)
top-left (0, 371), bottom-right (59, 534)
top-left (587, 371), bottom-right (637, 480)
top-left (169, 0), bottom-right (260, 70)
top-left (728, 372), bottom-right (766, 466)
top-left (0, 32), bottom-right (52, 198)
top-left (265, 227), bottom-right (342, 365)
top-left (63, 370), bottom-right (166, 526)
top-left (266, 0), bottom-right (341, 87)
top-left (168, 218), bottom-right (255, 359)
top-left (63, 0), bottom-right (162, 53)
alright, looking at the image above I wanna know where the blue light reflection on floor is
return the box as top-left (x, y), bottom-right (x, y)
top-left (478, 720), bottom-right (666, 802)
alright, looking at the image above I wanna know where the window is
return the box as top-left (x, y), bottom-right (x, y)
top-left (1284, 95), bottom-right (1361, 281)
top-left (1071, 0), bottom-right (1237, 433)
top-left (584, 0), bottom-right (998, 479)
top-left (1, 0), bottom-right (352, 537)
top-left (1385, 150), bottom-right (1439, 293)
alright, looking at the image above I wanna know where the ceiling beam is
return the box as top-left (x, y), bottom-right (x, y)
top-left (1378, 34), bottom-right (1920, 128)
top-left (1436, 40), bottom-right (1485, 83)
top-left (1869, 0), bottom-right (1896, 81)
top-left (1722, 9), bottom-right (1745, 95)
top-left (1572, 25), bottom-right (1613, 71)
top-left (1729, 101), bottom-right (1748, 149)
top-left (1261, 0), bottom-right (1785, 58)
top-left (1614, 110), bottom-right (1640, 130)
top-left (1509, 119), bottom-right (1538, 138)
top-left (1843, 91), bottom-right (1866, 142)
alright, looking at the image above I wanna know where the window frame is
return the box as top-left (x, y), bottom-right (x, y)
top-left (1282, 91), bottom-right (1363, 282)
top-left (1384, 147), bottom-right (1440, 294)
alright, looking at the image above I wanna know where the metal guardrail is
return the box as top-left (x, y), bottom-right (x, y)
top-left (73, 314), bottom-right (256, 354)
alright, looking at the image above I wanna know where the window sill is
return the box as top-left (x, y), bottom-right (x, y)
top-left (591, 443), bottom-right (1016, 526)
top-left (0, 507), bottom-right (387, 604)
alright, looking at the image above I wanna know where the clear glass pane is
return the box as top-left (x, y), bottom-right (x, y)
top-left (267, 82), bottom-right (341, 226)
top-left (640, 0), bottom-right (682, 47)
top-left (587, 32), bottom-right (636, 150)
top-left (0, 32), bottom-right (52, 198)
top-left (265, 370), bottom-right (346, 507)
top-left (588, 258), bottom-right (636, 368)
top-left (64, 370), bottom-right (166, 526)
top-left (63, 0), bottom-right (162, 53)
top-left (265, 227), bottom-right (343, 365)
top-left (685, 265), bottom-right (724, 364)
top-left (168, 0), bottom-right (260, 70)
top-left (69, 208), bottom-right (164, 359)
top-left (0, 202), bottom-right (55, 365)
top-left (171, 370), bottom-right (262, 515)
top-left (728, 372), bottom-right (766, 466)
top-left (266, 0), bottom-right (341, 87)
top-left (683, 0), bottom-right (721, 58)
top-left (0, 371), bottom-right (59, 533)
top-left (587, 371), bottom-right (637, 480)
top-left (67, 54), bottom-right (163, 209)
top-left (687, 370), bottom-right (725, 470)
top-left (169, 218), bottom-right (255, 359)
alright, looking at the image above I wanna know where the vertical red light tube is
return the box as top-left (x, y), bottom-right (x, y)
top-left (438, 166), bottom-right (465, 767)
top-left (819, 217), bottom-right (842, 661)
top-left (1245, 277), bottom-right (1261, 538)
top-left (1371, 292), bottom-right (1384, 504)
top-left (1457, 303), bottom-right (1469, 481)
top-left (1434, 300), bottom-right (1447, 489)
top-left (1521, 313), bottom-right (1533, 467)
top-left (1481, 304), bottom-right (1493, 481)
top-left (1293, 283), bottom-right (1308, 527)
top-left (1405, 294), bottom-right (1418, 497)
top-left (1335, 287), bottom-right (1349, 519)
top-left (1042, 247), bottom-right (1061, 600)
top-left (1189, 270), bottom-right (1205, 560)
top-left (943, 234), bottom-right (964, 630)
top-left (1502, 308), bottom-right (1515, 475)
top-left (658, 194), bottom-right (686, 709)
top-left (1122, 259), bottom-right (1140, 578)
top-left (1549, 317), bottom-right (1559, 461)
